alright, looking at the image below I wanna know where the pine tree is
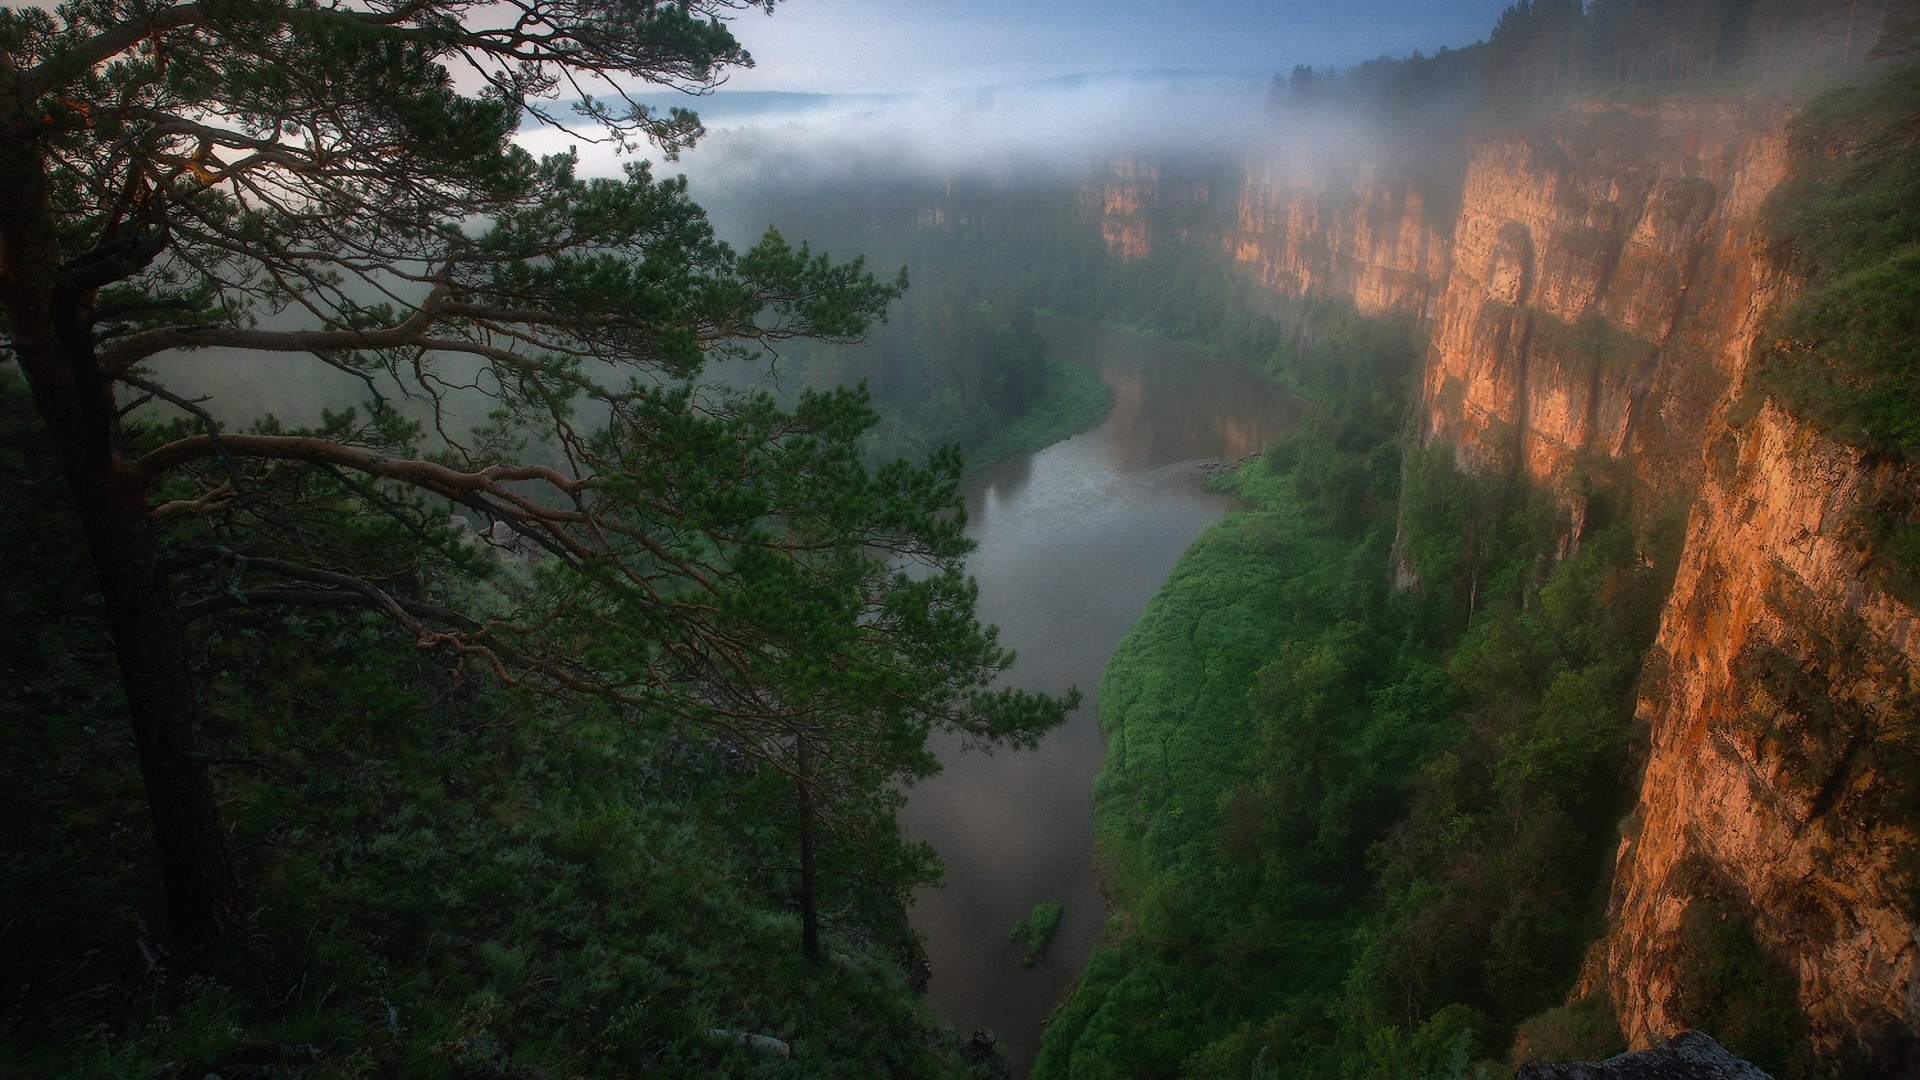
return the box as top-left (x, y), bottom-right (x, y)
top-left (0, 0), bottom-right (1067, 942)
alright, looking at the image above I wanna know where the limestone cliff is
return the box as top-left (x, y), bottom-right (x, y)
top-left (1223, 101), bottom-right (1791, 511)
top-left (1603, 400), bottom-right (1920, 1063)
top-left (1420, 101), bottom-right (1791, 512)
top-left (1208, 94), bottom-right (1920, 1064)
top-left (1231, 158), bottom-right (1450, 321)
top-left (1095, 156), bottom-right (1157, 261)
top-left (1089, 156), bottom-right (1222, 262)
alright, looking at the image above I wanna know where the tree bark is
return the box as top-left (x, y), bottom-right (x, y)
top-left (796, 737), bottom-right (820, 965)
top-left (0, 136), bottom-right (240, 942)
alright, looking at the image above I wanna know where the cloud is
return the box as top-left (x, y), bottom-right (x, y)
top-left (518, 72), bottom-right (1276, 196)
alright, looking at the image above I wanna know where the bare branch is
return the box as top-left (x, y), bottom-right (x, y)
top-left (133, 432), bottom-right (588, 496)
top-left (178, 586), bottom-right (475, 627)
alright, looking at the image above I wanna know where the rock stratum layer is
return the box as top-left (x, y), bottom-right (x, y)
top-left (1098, 95), bottom-right (1920, 1062)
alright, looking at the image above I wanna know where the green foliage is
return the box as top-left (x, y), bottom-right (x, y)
top-left (1482, 0), bottom-right (1885, 97)
top-left (1752, 61), bottom-right (1920, 609)
top-left (1, 0), bottom-right (1092, 967)
top-left (1672, 901), bottom-right (1813, 1077)
top-left (1756, 62), bottom-right (1920, 459)
top-left (1530, 311), bottom-right (1655, 383)
top-left (777, 284), bottom-right (1101, 469)
top-left (0, 374), bottom-right (986, 1078)
top-left (711, 179), bottom-right (1126, 471)
top-left (1008, 901), bottom-right (1064, 969)
top-left (958, 358), bottom-right (1113, 472)
top-left (1510, 995), bottom-right (1627, 1068)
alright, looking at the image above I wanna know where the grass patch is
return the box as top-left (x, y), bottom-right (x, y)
top-left (1754, 62), bottom-right (1920, 459)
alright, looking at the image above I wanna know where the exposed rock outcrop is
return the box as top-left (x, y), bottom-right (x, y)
top-left (1518, 1031), bottom-right (1773, 1080)
top-left (1091, 156), bottom-right (1223, 262)
top-left (1096, 156), bottom-right (1157, 261)
top-left (1223, 101), bottom-right (1793, 516)
top-left (1420, 100), bottom-right (1790, 511)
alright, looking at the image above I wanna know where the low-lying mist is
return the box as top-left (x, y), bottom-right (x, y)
top-left (517, 73), bottom-right (1276, 242)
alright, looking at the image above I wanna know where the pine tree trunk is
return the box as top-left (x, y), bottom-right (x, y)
top-left (796, 738), bottom-right (820, 964)
top-left (0, 140), bottom-right (240, 943)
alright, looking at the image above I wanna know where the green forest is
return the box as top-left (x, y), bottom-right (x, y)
top-left (1030, 298), bottom-right (1685, 1080)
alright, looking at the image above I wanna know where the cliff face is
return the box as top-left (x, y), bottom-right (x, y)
top-left (1090, 157), bottom-right (1220, 261)
top-left (1215, 96), bottom-right (1920, 1062)
top-left (1088, 157), bottom-right (1225, 263)
top-left (1604, 401), bottom-right (1920, 1061)
top-left (1228, 103), bottom-right (1788, 512)
top-left (1231, 158), bottom-right (1450, 321)
top-left (1096, 156), bottom-right (1158, 261)
top-left (1421, 102), bottom-right (1791, 511)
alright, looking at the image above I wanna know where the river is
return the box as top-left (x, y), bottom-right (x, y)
top-left (897, 317), bottom-right (1300, 1074)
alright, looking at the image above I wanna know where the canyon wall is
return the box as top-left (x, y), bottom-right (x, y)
top-left (1220, 101), bottom-right (1793, 512)
top-left (1091, 156), bottom-right (1218, 262)
top-left (1231, 158), bottom-right (1450, 321)
top-left (1095, 156), bottom-right (1158, 261)
top-left (1605, 400), bottom-right (1920, 1062)
top-left (1422, 101), bottom-right (1791, 512)
top-left (1113, 95), bottom-right (1920, 1062)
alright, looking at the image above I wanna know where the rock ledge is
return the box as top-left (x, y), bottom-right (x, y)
top-left (1517, 1031), bottom-right (1773, 1079)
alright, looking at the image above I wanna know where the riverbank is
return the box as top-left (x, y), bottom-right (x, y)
top-left (901, 316), bottom-right (1301, 1075)
top-left (1036, 454), bottom-right (1392, 1079)
top-left (962, 356), bottom-right (1113, 477)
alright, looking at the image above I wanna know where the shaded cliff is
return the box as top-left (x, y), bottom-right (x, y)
top-left (1095, 155), bottom-right (1158, 261)
top-left (1089, 156), bottom-right (1221, 262)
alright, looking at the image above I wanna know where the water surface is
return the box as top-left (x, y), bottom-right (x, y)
top-left (899, 317), bottom-right (1298, 1074)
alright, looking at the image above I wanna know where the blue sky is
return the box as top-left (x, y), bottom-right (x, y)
top-left (719, 0), bottom-right (1517, 93)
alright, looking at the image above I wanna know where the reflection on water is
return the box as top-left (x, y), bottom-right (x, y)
top-left (899, 317), bottom-right (1298, 1075)
top-left (974, 448), bottom-right (1037, 509)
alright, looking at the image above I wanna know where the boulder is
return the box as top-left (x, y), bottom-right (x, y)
top-left (1517, 1032), bottom-right (1773, 1080)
